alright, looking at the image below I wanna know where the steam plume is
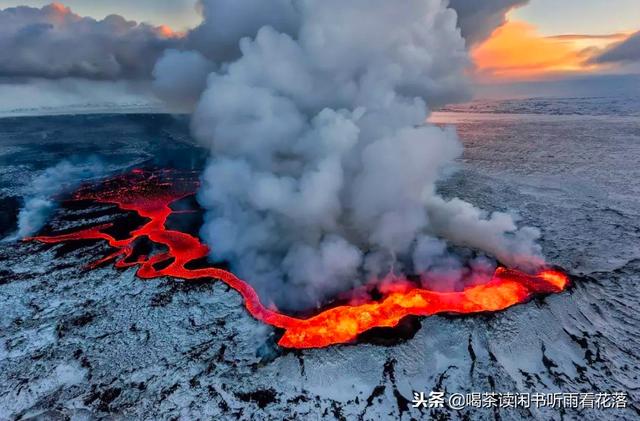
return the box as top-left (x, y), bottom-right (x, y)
top-left (151, 0), bottom-right (545, 310)
top-left (11, 158), bottom-right (105, 240)
top-left (152, 49), bottom-right (214, 110)
top-left (0, 2), bottom-right (549, 309)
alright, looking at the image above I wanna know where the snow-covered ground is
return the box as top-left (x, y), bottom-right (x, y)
top-left (439, 95), bottom-right (640, 117)
top-left (1, 108), bottom-right (639, 420)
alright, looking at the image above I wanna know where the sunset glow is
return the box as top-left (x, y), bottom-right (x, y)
top-left (472, 20), bottom-right (628, 81)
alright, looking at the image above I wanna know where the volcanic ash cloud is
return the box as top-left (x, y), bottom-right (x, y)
top-left (154, 0), bottom-right (545, 310)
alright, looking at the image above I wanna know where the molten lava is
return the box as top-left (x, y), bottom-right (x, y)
top-left (30, 170), bottom-right (569, 349)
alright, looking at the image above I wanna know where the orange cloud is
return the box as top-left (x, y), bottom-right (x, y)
top-left (471, 20), bottom-right (624, 81)
top-left (156, 24), bottom-right (183, 38)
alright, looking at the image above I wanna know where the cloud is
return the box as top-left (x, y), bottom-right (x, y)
top-left (0, 3), bottom-right (178, 80)
top-left (448, 0), bottom-right (529, 45)
top-left (594, 31), bottom-right (640, 64)
top-left (546, 33), bottom-right (629, 42)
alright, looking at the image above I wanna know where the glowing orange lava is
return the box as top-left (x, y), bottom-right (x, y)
top-left (29, 170), bottom-right (569, 349)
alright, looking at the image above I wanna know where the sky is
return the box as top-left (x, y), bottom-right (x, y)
top-left (512, 0), bottom-right (640, 36)
top-left (472, 1), bottom-right (640, 82)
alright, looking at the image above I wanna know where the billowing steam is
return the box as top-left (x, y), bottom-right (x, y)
top-left (10, 158), bottom-right (105, 240)
top-left (150, 0), bottom-right (545, 310)
top-left (0, 1), bottom-right (545, 309)
top-left (152, 49), bottom-right (214, 110)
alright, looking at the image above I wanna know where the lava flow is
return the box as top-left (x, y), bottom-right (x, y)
top-left (29, 170), bottom-right (570, 349)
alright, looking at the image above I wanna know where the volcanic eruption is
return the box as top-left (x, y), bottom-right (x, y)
top-left (30, 170), bottom-right (569, 349)
top-left (25, 0), bottom-right (574, 350)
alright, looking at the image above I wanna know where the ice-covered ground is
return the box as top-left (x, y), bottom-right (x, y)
top-left (1, 108), bottom-right (639, 420)
top-left (440, 95), bottom-right (640, 117)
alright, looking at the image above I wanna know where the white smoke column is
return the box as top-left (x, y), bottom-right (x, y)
top-left (11, 158), bottom-right (105, 240)
top-left (158, 0), bottom-right (544, 310)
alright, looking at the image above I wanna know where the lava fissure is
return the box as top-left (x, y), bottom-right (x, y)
top-left (29, 170), bottom-right (569, 349)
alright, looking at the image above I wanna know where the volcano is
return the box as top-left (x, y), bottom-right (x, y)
top-left (29, 169), bottom-right (569, 349)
